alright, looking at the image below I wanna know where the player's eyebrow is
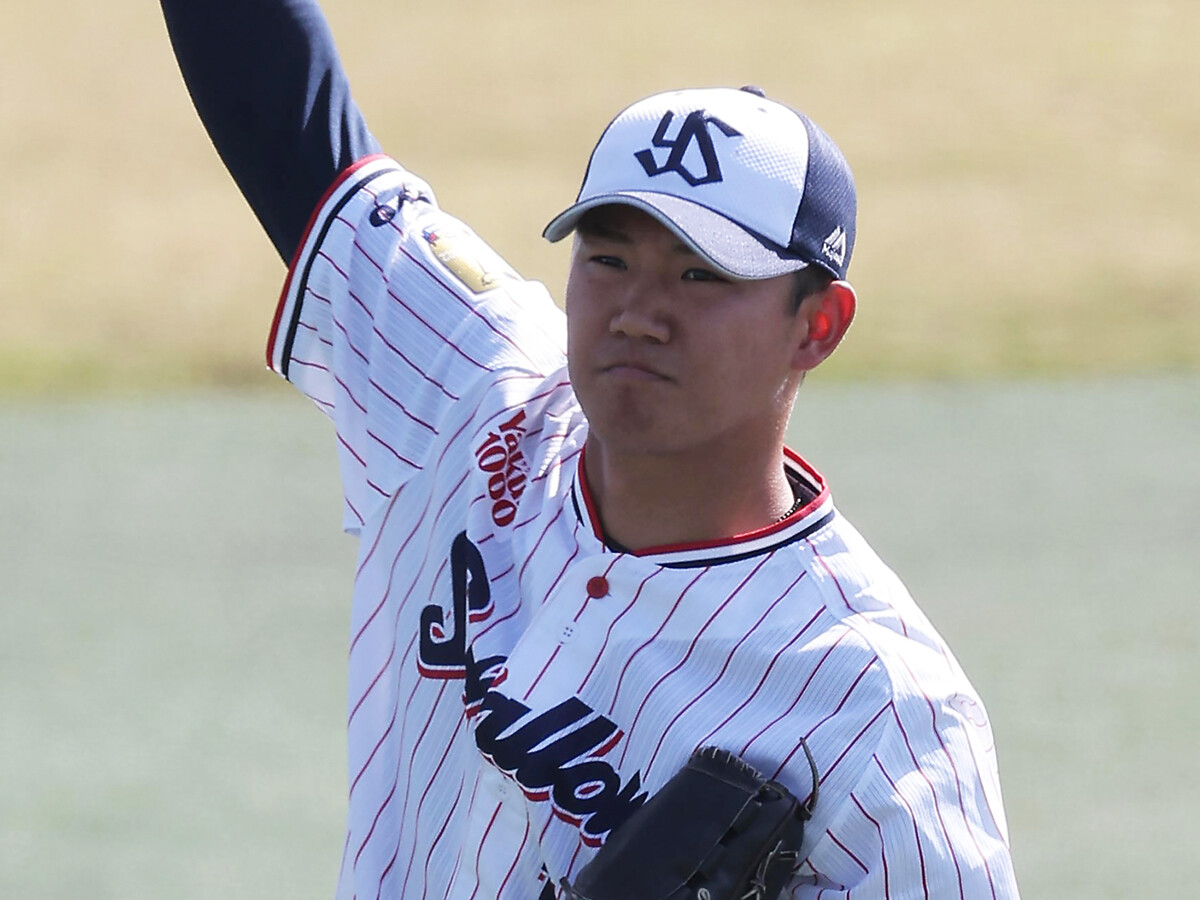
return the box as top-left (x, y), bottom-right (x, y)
top-left (577, 216), bottom-right (698, 257)
top-left (576, 217), bottom-right (631, 244)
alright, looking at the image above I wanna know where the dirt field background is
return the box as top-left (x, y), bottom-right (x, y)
top-left (1, 0), bottom-right (1198, 391)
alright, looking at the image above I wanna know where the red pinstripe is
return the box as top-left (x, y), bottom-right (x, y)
top-left (691, 599), bottom-right (821, 750)
top-left (348, 626), bottom-right (403, 729)
top-left (335, 372), bottom-right (368, 413)
top-left (883, 652), bottom-right (1000, 899)
top-left (347, 416), bottom-right (475, 652)
top-left (348, 636), bottom-right (416, 799)
top-left (348, 230), bottom-right (387, 292)
top-left (806, 701), bottom-right (891, 813)
top-left (290, 357), bottom-right (330, 373)
top-left (519, 546), bottom-right (589, 701)
top-left (642, 563), bottom-right (794, 772)
top-left (576, 569), bottom-right (665, 692)
top-left (345, 282), bottom-right (376, 322)
top-left (368, 377), bottom-right (438, 433)
top-left (304, 392), bottom-right (336, 413)
top-left (368, 323), bottom-right (462, 401)
top-left (738, 627), bottom-right (854, 758)
top-left (495, 818), bottom-right (533, 900)
top-left (437, 770), bottom-right (485, 900)
top-left (528, 443), bottom-right (582, 488)
top-left (371, 208), bottom-right (562, 373)
top-left (355, 678), bottom-right (452, 870)
top-left (337, 431), bottom-right (368, 468)
top-left (344, 493), bottom-right (365, 527)
top-left (811, 540), bottom-right (990, 900)
top-left (351, 485), bottom-right (403, 580)
top-left (266, 154), bottom-right (390, 367)
top-left (465, 803), bottom-right (506, 900)
top-left (296, 318), bottom-right (332, 343)
top-left (393, 251), bottom-right (542, 373)
top-left (872, 753), bottom-right (929, 899)
top-left (365, 429), bottom-right (421, 469)
top-left (332, 314), bottom-right (370, 365)
top-left (616, 554), bottom-right (773, 769)
top-left (565, 840), bottom-right (586, 887)
top-left (471, 512), bottom-right (579, 645)
top-left (392, 720), bottom-right (470, 898)
top-left (305, 285), bottom-right (334, 307)
top-left (352, 526), bottom-right (457, 723)
top-left (352, 766), bottom-right (400, 870)
top-left (375, 278), bottom-right (493, 374)
top-left (514, 506), bottom-right (568, 589)
top-left (605, 568), bottom-right (709, 720)
top-left (851, 792), bottom-right (891, 900)
top-left (889, 707), bottom-right (965, 899)
top-left (827, 829), bottom-right (868, 875)
top-left (316, 247), bottom-right (351, 281)
top-left (406, 768), bottom-right (467, 900)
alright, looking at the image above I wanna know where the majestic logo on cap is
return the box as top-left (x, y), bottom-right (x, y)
top-left (822, 226), bottom-right (847, 267)
top-left (634, 110), bottom-right (742, 187)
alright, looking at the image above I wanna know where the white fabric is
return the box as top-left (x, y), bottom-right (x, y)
top-left (577, 88), bottom-right (810, 246)
top-left (269, 155), bottom-right (1020, 900)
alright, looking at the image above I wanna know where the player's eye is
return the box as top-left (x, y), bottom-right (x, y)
top-left (681, 267), bottom-right (727, 283)
top-left (589, 254), bottom-right (626, 270)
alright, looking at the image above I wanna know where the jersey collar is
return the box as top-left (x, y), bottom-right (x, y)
top-left (569, 447), bottom-right (835, 569)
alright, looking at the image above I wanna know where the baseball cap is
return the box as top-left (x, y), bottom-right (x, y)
top-left (543, 86), bottom-right (857, 281)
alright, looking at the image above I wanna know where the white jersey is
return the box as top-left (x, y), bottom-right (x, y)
top-left (268, 154), bottom-right (1019, 900)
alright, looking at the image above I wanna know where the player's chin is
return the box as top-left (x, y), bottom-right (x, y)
top-left (584, 380), bottom-right (663, 419)
top-left (585, 407), bottom-right (694, 457)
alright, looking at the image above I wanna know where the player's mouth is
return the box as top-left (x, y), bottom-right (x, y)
top-left (599, 358), bottom-right (672, 382)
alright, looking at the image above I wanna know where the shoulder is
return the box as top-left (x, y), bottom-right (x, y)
top-left (790, 511), bottom-right (958, 681)
top-left (780, 515), bottom-right (1017, 894)
top-left (272, 153), bottom-right (567, 385)
top-left (788, 512), bottom-right (989, 775)
top-left (270, 155), bottom-right (571, 530)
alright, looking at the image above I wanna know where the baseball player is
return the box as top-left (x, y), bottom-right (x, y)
top-left (161, 0), bottom-right (1020, 897)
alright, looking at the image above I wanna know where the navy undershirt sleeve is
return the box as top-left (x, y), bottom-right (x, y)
top-left (161, 0), bottom-right (381, 262)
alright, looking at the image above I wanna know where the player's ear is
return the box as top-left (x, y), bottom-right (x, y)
top-left (792, 280), bottom-right (856, 372)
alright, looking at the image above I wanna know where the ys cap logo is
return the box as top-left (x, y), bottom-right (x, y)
top-left (634, 110), bottom-right (742, 187)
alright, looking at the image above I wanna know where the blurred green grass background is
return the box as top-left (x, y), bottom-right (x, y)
top-left (2, 2), bottom-right (1198, 899)
top-left (3, 382), bottom-right (1198, 899)
top-left (1, 0), bottom-right (1198, 393)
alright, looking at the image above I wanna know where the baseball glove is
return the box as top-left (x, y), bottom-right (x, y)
top-left (560, 744), bottom-right (819, 900)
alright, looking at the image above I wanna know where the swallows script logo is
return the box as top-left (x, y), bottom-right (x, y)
top-left (418, 532), bottom-right (648, 843)
top-left (634, 110), bottom-right (742, 186)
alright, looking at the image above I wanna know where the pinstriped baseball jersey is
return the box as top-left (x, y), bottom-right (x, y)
top-left (269, 154), bottom-right (1019, 899)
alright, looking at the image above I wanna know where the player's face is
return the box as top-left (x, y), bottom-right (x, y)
top-left (565, 206), bottom-right (807, 461)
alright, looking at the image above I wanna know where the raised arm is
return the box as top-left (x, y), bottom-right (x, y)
top-left (160, 0), bottom-right (380, 262)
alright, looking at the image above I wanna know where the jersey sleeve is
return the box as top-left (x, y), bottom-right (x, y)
top-left (161, 0), bottom-right (381, 262)
top-left (268, 155), bottom-right (568, 534)
top-left (791, 689), bottom-right (1019, 899)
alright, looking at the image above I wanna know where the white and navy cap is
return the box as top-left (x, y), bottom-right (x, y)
top-left (543, 86), bottom-right (856, 281)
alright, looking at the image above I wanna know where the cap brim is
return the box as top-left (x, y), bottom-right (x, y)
top-left (542, 191), bottom-right (808, 281)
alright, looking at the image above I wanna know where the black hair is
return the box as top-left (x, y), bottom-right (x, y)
top-left (791, 266), bottom-right (834, 314)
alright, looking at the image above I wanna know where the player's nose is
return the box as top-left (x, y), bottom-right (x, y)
top-left (608, 273), bottom-right (670, 344)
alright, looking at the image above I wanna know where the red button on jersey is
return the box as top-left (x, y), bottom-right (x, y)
top-left (586, 576), bottom-right (609, 598)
